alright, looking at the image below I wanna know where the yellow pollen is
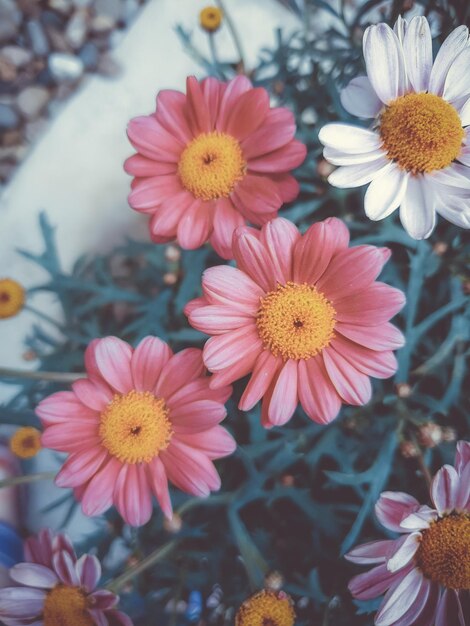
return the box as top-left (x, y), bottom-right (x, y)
top-left (235, 590), bottom-right (296, 626)
top-left (178, 131), bottom-right (246, 201)
top-left (99, 390), bottom-right (173, 464)
top-left (256, 282), bottom-right (336, 361)
top-left (43, 585), bottom-right (93, 626)
top-left (416, 514), bottom-right (470, 589)
top-left (379, 93), bottom-right (464, 174)
top-left (0, 278), bottom-right (25, 319)
top-left (9, 427), bottom-right (42, 459)
top-left (199, 6), bottom-right (223, 32)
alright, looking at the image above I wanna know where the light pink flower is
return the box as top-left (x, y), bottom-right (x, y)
top-left (37, 336), bottom-right (235, 526)
top-left (186, 217), bottom-right (405, 427)
top-left (0, 528), bottom-right (132, 626)
top-left (124, 76), bottom-right (306, 259)
top-left (347, 441), bottom-right (470, 626)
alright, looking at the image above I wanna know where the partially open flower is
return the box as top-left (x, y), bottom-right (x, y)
top-left (0, 278), bottom-right (25, 319)
top-left (9, 427), bottom-right (42, 459)
top-left (235, 589), bottom-right (295, 626)
top-left (199, 6), bottom-right (223, 33)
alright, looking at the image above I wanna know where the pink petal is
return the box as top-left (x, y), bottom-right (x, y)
top-left (317, 245), bottom-right (391, 301)
top-left (375, 491), bottom-right (420, 533)
top-left (201, 77), bottom-right (222, 126)
top-left (146, 456), bottom-right (172, 519)
top-left (210, 197), bottom-right (245, 260)
top-left (322, 346), bottom-right (372, 405)
top-left (24, 529), bottom-right (54, 568)
top-left (241, 108), bottom-right (296, 159)
top-left (297, 357), bottom-right (342, 424)
top-left (9, 563), bottom-right (58, 589)
top-left (330, 335), bottom-right (398, 379)
top-left (292, 218), bottom-right (350, 284)
top-left (431, 464), bottom-right (460, 514)
top-left (267, 360), bottom-right (298, 426)
top-left (89, 337), bottom-right (134, 394)
top-left (127, 115), bottom-right (183, 161)
top-left (225, 87), bottom-right (270, 141)
top-left (128, 175), bottom-right (183, 210)
top-left (81, 457), bottom-right (121, 517)
top-left (176, 426), bottom-right (236, 460)
top-left (166, 378), bottom-right (231, 408)
top-left (203, 326), bottom-right (263, 372)
top-left (185, 76), bottom-right (211, 135)
top-left (345, 539), bottom-right (396, 565)
top-left (114, 464), bottom-right (153, 527)
top-left (124, 154), bottom-right (177, 177)
top-left (41, 422), bottom-right (100, 453)
top-left (208, 352), bottom-right (259, 389)
top-left (71, 378), bottom-right (114, 412)
top-left (399, 505), bottom-right (438, 531)
top-left (36, 391), bottom-right (100, 426)
top-left (76, 554), bottom-right (101, 592)
top-left (348, 563), bottom-right (410, 601)
top-left (455, 440), bottom-right (470, 474)
top-left (184, 296), bottom-right (208, 317)
top-left (386, 532), bottom-right (420, 572)
top-left (411, 583), bottom-right (440, 626)
top-left (216, 75), bottom-right (252, 130)
top-left (385, 574), bottom-right (433, 626)
top-left (239, 350), bottom-right (282, 411)
top-left (259, 217), bottom-right (300, 285)
top-left (53, 550), bottom-right (80, 586)
top-left (231, 174), bottom-right (282, 222)
top-left (231, 226), bottom-right (277, 292)
top-left (155, 348), bottom-right (205, 398)
top-left (200, 264), bottom-right (264, 312)
top-left (0, 587), bottom-right (46, 618)
top-left (334, 282), bottom-right (406, 326)
top-left (55, 447), bottom-right (108, 488)
top-left (271, 173), bottom-right (300, 203)
top-left (336, 322), bottom-right (405, 351)
top-left (131, 336), bottom-right (172, 392)
top-left (89, 589), bottom-right (118, 610)
top-left (177, 199), bottom-right (213, 250)
top-left (148, 190), bottom-right (195, 238)
top-left (155, 89), bottom-right (192, 144)
top-left (248, 140), bottom-right (307, 173)
top-left (189, 304), bottom-right (255, 336)
top-left (435, 589), bottom-right (466, 626)
top-left (170, 400), bottom-right (227, 434)
top-left (161, 439), bottom-right (221, 497)
top-left (455, 461), bottom-right (470, 511)
top-left (375, 568), bottom-right (426, 626)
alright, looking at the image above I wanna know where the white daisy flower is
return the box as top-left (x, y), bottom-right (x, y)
top-left (318, 16), bottom-right (470, 239)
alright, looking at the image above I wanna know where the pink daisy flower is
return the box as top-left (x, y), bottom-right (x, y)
top-left (347, 441), bottom-right (470, 626)
top-left (124, 76), bottom-right (306, 259)
top-left (185, 217), bottom-right (405, 427)
top-left (0, 528), bottom-right (132, 626)
top-left (37, 336), bottom-right (235, 527)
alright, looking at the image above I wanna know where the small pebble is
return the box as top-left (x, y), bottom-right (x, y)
top-left (0, 57), bottom-right (16, 82)
top-left (65, 10), bottom-right (89, 48)
top-left (26, 19), bottom-right (50, 56)
top-left (95, 0), bottom-right (123, 22)
top-left (17, 86), bottom-right (50, 119)
top-left (0, 0), bottom-right (22, 44)
top-left (90, 14), bottom-right (115, 33)
top-left (24, 117), bottom-right (48, 142)
top-left (78, 41), bottom-right (99, 70)
top-left (48, 0), bottom-right (73, 13)
top-left (0, 102), bottom-right (19, 130)
top-left (48, 52), bottom-right (84, 82)
top-left (0, 46), bottom-right (33, 68)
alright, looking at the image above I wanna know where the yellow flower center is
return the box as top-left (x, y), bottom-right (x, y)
top-left (379, 93), bottom-right (464, 174)
top-left (99, 390), bottom-right (173, 464)
top-left (199, 6), bottom-right (223, 32)
top-left (235, 590), bottom-right (295, 626)
top-left (0, 278), bottom-right (25, 319)
top-left (9, 427), bottom-right (42, 459)
top-left (43, 585), bottom-right (93, 626)
top-left (256, 282), bottom-right (336, 361)
top-left (416, 514), bottom-right (470, 589)
top-left (178, 131), bottom-right (246, 201)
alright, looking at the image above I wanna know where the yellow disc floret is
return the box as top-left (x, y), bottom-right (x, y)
top-left (44, 585), bottom-right (93, 626)
top-left (416, 513), bottom-right (470, 589)
top-left (9, 427), bottom-right (42, 459)
top-left (178, 131), bottom-right (246, 201)
top-left (99, 390), bottom-right (173, 464)
top-left (199, 6), bottom-right (223, 32)
top-left (379, 93), bottom-right (464, 174)
top-left (256, 282), bottom-right (336, 361)
top-left (0, 278), bottom-right (25, 319)
top-left (236, 589), bottom-right (296, 626)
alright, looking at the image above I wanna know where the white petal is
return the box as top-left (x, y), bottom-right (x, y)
top-left (459, 98), bottom-right (470, 126)
top-left (429, 25), bottom-right (470, 96)
top-left (363, 23), bottom-right (406, 104)
top-left (340, 76), bottom-right (383, 119)
top-left (318, 124), bottom-right (381, 153)
top-left (399, 505), bottom-right (439, 531)
top-left (399, 176), bottom-right (436, 239)
top-left (376, 568), bottom-right (424, 626)
top-left (387, 532), bottom-right (421, 572)
top-left (458, 144), bottom-right (470, 166)
top-left (328, 158), bottom-right (391, 189)
top-left (364, 164), bottom-right (408, 220)
top-left (443, 47), bottom-right (470, 103)
top-left (431, 464), bottom-right (461, 514)
top-left (403, 17), bottom-right (433, 92)
top-left (345, 539), bottom-right (396, 565)
top-left (323, 146), bottom-right (386, 166)
top-left (393, 15), bottom-right (408, 45)
top-left (431, 163), bottom-right (470, 188)
top-left (436, 205), bottom-right (470, 228)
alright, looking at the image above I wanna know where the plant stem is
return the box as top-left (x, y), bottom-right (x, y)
top-left (208, 32), bottom-right (223, 78)
top-left (0, 471), bottom-right (56, 489)
top-left (0, 367), bottom-right (84, 383)
top-left (215, 0), bottom-right (246, 73)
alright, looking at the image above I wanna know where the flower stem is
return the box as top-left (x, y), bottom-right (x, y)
top-left (0, 471), bottom-right (56, 489)
top-left (215, 0), bottom-right (246, 73)
top-left (0, 367), bottom-right (84, 383)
